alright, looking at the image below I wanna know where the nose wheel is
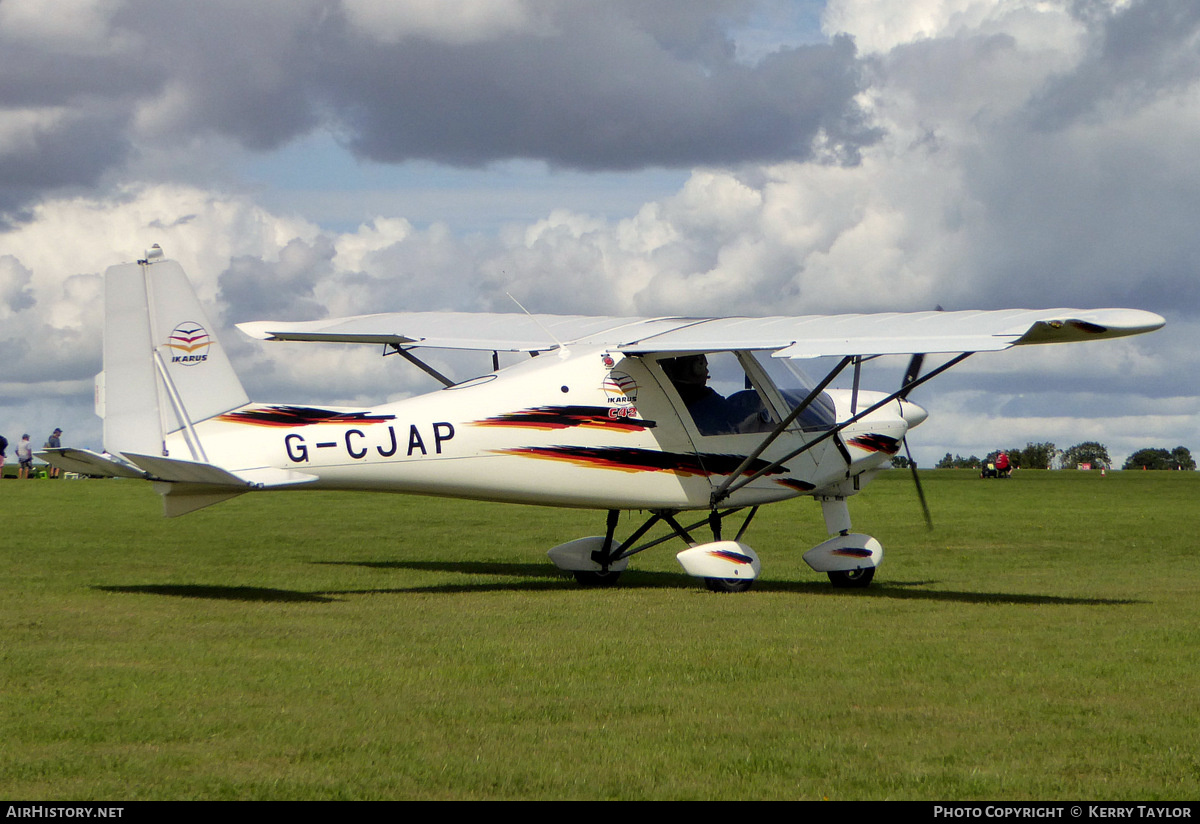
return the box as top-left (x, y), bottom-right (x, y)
top-left (573, 569), bottom-right (623, 587)
top-left (827, 567), bottom-right (875, 588)
top-left (704, 577), bottom-right (754, 593)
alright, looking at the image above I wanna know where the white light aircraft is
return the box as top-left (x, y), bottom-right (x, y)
top-left (42, 248), bottom-right (1164, 591)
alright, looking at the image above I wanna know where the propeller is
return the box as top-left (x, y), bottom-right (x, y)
top-left (899, 353), bottom-right (924, 401)
top-left (900, 352), bottom-right (933, 531)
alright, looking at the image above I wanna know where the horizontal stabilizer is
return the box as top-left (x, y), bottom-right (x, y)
top-left (231, 467), bottom-right (321, 488)
top-left (36, 448), bottom-right (147, 479)
top-left (125, 453), bottom-right (254, 486)
top-left (123, 452), bottom-right (317, 489)
top-left (123, 454), bottom-right (318, 518)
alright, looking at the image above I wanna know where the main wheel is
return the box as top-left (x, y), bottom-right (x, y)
top-left (573, 569), bottom-right (622, 587)
top-left (828, 567), bottom-right (875, 588)
top-left (704, 577), bottom-right (754, 593)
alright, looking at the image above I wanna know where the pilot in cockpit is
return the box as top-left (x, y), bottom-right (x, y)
top-left (662, 355), bottom-right (717, 404)
top-left (661, 355), bottom-right (773, 436)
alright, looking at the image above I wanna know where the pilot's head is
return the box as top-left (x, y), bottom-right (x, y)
top-left (663, 354), bottom-right (709, 386)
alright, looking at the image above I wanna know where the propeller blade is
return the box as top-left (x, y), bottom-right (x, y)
top-left (900, 333), bottom-right (936, 529)
top-left (899, 352), bottom-right (924, 400)
top-left (900, 305), bottom-right (943, 399)
top-left (904, 438), bottom-right (933, 531)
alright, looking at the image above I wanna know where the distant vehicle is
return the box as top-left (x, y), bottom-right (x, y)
top-left (41, 250), bottom-right (1163, 591)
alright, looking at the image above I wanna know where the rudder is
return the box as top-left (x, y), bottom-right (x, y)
top-left (98, 253), bottom-right (249, 460)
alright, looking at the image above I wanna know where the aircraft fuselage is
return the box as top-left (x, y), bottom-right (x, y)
top-left (171, 345), bottom-right (909, 510)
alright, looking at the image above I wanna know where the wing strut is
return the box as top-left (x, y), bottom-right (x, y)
top-left (850, 356), bottom-right (862, 415)
top-left (712, 352), bottom-right (973, 507)
top-left (385, 344), bottom-right (455, 387)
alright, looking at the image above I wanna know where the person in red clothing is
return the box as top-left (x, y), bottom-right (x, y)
top-left (995, 451), bottom-right (1011, 477)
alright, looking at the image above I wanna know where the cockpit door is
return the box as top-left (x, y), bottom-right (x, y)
top-left (646, 351), bottom-right (835, 501)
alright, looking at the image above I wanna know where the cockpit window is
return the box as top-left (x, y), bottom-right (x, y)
top-left (749, 353), bottom-right (837, 432)
top-left (659, 352), bottom-right (776, 436)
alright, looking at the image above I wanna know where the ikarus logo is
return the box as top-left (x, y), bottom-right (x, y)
top-left (165, 322), bottom-right (211, 366)
top-left (602, 371), bottom-right (638, 404)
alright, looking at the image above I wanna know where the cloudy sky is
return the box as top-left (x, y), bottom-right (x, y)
top-left (2, 0), bottom-right (1196, 470)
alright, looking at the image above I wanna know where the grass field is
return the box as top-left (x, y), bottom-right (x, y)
top-left (2, 470), bottom-right (1198, 800)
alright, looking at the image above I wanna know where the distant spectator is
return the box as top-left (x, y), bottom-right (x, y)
top-left (0, 434), bottom-right (7, 475)
top-left (16, 434), bottom-right (32, 479)
top-left (45, 428), bottom-right (62, 478)
top-left (995, 451), bottom-right (1011, 478)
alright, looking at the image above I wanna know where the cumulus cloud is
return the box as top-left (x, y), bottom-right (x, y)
top-left (341, 0), bottom-right (552, 45)
top-left (0, 0), bottom-right (131, 52)
top-left (0, 255), bottom-right (36, 316)
top-left (1027, 0), bottom-right (1200, 130)
top-left (219, 237), bottom-right (336, 325)
top-left (327, 25), bottom-right (871, 171)
top-left (0, 1), bottom-right (875, 222)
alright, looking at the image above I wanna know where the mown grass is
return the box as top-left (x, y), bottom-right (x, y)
top-left (2, 470), bottom-right (1198, 800)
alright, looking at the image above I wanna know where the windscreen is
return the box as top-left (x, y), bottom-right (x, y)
top-left (746, 353), bottom-right (837, 432)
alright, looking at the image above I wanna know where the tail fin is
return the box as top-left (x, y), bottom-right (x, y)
top-left (97, 255), bottom-right (249, 460)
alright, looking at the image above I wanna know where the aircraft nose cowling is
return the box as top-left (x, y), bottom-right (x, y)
top-left (898, 399), bottom-right (928, 429)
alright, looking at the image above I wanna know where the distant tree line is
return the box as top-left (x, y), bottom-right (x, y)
top-left (934, 441), bottom-right (1058, 470)
top-left (1123, 447), bottom-right (1196, 471)
top-left (924, 442), bottom-right (1195, 471)
top-left (935, 453), bottom-right (981, 469)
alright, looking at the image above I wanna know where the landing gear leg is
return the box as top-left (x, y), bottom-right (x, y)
top-left (574, 510), bottom-right (623, 587)
top-left (556, 508), bottom-right (762, 591)
top-left (700, 507), bottom-right (758, 594)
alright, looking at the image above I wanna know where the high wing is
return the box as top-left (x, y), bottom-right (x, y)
top-left (237, 307), bottom-right (1164, 358)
